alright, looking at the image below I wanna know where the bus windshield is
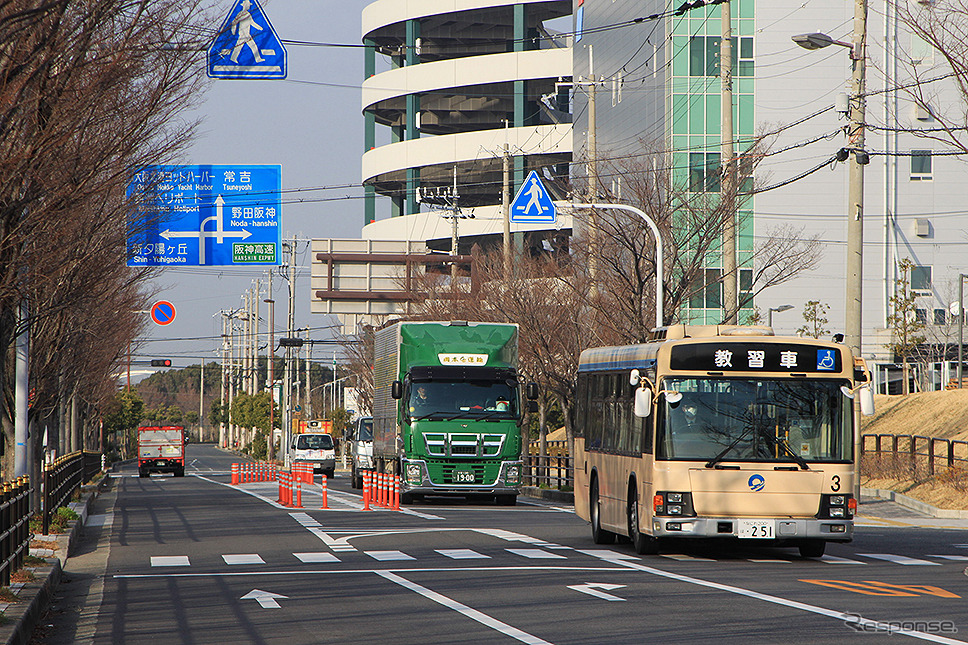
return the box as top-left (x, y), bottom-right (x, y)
top-left (408, 380), bottom-right (518, 420)
top-left (656, 377), bottom-right (852, 463)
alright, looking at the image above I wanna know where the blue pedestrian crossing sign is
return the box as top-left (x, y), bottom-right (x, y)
top-left (510, 171), bottom-right (557, 223)
top-left (207, 0), bottom-right (286, 79)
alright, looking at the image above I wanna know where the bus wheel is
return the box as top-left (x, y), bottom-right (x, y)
top-left (628, 487), bottom-right (659, 555)
top-left (798, 540), bottom-right (826, 558)
top-left (590, 477), bottom-right (616, 544)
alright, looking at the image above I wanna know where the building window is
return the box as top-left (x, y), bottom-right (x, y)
top-left (915, 309), bottom-right (927, 325)
top-left (911, 150), bottom-right (932, 180)
top-left (910, 265), bottom-right (932, 294)
top-left (934, 308), bottom-right (947, 326)
top-left (689, 36), bottom-right (754, 77)
top-left (689, 268), bottom-right (723, 309)
top-left (689, 152), bottom-right (721, 192)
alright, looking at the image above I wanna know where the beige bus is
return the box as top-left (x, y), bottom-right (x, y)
top-left (573, 325), bottom-right (873, 558)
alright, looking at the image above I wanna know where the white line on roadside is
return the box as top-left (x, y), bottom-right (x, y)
top-left (376, 570), bottom-right (553, 645)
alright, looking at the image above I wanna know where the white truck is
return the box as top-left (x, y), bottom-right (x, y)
top-left (138, 426), bottom-right (185, 477)
top-left (347, 417), bottom-right (373, 489)
top-left (289, 433), bottom-right (336, 478)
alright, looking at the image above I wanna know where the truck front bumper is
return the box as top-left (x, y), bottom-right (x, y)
top-left (400, 458), bottom-right (521, 496)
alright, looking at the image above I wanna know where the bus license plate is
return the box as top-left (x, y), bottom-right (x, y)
top-left (738, 519), bottom-right (776, 539)
top-left (453, 470), bottom-right (475, 483)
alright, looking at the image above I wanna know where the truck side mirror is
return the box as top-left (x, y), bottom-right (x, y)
top-left (391, 380), bottom-right (403, 400)
top-left (526, 382), bottom-right (539, 400)
top-left (527, 400), bottom-right (538, 413)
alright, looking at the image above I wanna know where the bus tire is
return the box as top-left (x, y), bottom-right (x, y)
top-left (798, 540), bottom-right (826, 558)
top-left (590, 476), bottom-right (616, 544)
top-left (628, 485), bottom-right (659, 555)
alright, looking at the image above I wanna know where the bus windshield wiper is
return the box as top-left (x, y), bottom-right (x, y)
top-left (762, 432), bottom-right (810, 470)
top-left (705, 426), bottom-right (754, 469)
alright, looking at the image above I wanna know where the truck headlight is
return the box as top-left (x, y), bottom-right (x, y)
top-left (406, 463), bottom-right (422, 484)
top-left (505, 464), bottom-right (520, 483)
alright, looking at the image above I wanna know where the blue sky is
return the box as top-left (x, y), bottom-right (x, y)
top-left (137, 1), bottom-right (369, 376)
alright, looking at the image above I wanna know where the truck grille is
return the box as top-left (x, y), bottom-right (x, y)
top-left (423, 433), bottom-right (506, 458)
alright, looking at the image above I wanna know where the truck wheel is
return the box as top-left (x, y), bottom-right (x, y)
top-left (351, 465), bottom-right (359, 489)
top-left (139, 468), bottom-right (148, 478)
top-left (325, 468), bottom-right (335, 479)
top-left (400, 492), bottom-right (414, 505)
top-left (496, 494), bottom-right (517, 506)
top-left (174, 467), bottom-right (185, 477)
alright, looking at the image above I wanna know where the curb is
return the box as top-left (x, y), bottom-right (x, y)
top-left (861, 486), bottom-right (968, 519)
top-left (520, 486), bottom-right (574, 504)
top-left (0, 474), bottom-right (110, 645)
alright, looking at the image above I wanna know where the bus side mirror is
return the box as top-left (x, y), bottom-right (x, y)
top-left (526, 383), bottom-right (539, 400)
top-left (391, 380), bottom-right (403, 400)
top-left (634, 387), bottom-right (653, 418)
top-left (859, 385), bottom-right (875, 416)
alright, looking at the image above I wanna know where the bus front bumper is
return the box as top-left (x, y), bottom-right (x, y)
top-left (651, 517), bottom-right (853, 542)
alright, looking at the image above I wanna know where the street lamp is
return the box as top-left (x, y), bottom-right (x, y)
top-left (767, 304), bottom-right (795, 328)
top-left (792, 15), bottom-right (867, 358)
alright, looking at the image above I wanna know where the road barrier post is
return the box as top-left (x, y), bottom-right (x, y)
top-left (392, 476), bottom-right (400, 511)
top-left (276, 472), bottom-right (284, 504)
top-left (295, 478), bottom-right (303, 508)
top-left (232, 463), bottom-right (239, 485)
top-left (321, 475), bottom-right (329, 509)
top-left (363, 471), bottom-right (371, 511)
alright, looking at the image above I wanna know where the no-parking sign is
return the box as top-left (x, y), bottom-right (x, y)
top-left (151, 301), bottom-right (176, 326)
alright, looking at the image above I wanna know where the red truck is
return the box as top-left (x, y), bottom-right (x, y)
top-left (138, 426), bottom-right (186, 477)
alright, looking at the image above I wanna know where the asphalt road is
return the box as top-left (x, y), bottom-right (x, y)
top-left (30, 444), bottom-right (968, 644)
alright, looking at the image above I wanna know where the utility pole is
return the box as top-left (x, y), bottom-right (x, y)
top-left (199, 360), bottom-right (204, 441)
top-left (503, 142), bottom-right (511, 274)
top-left (721, 0), bottom-right (738, 324)
top-left (265, 274), bottom-right (276, 461)
top-left (450, 166), bottom-right (459, 282)
top-left (305, 335), bottom-right (312, 420)
top-left (845, 0), bottom-right (868, 356)
top-left (219, 312), bottom-right (226, 448)
top-left (282, 241), bottom-right (297, 467)
top-left (254, 279), bottom-right (261, 396)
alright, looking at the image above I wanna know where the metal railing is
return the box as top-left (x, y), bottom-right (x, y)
top-left (43, 450), bottom-right (102, 535)
top-left (523, 454), bottom-right (573, 490)
top-left (0, 477), bottom-right (31, 587)
top-left (860, 433), bottom-right (968, 480)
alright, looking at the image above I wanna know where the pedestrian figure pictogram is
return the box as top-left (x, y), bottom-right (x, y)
top-left (510, 171), bottom-right (557, 223)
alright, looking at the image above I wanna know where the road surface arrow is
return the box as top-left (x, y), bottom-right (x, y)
top-left (567, 582), bottom-right (627, 601)
top-left (242, 589), bottom-right (288, 609)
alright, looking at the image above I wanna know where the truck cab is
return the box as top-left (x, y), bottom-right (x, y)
top-left (289, 433), bottom-right (336, 478)
top-left (347, 416), bottom-right (373, 489)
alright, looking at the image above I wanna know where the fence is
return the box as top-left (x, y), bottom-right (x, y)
top-left (860, 433), bottom-right (968, 480)
top-left (524, 454), bottom-right (573, 490)
top-left (0, 477), bottom-right (31, 587)
top-left (43, 450), bottom-right (102, 535)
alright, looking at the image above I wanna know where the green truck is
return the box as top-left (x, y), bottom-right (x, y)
top-left (373, 320), bottom-right (535, 505)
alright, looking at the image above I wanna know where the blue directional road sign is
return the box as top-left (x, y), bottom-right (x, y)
top-left (510, 170), bottom-right (557, 223)
top-left (207, 0), bottom-right (286, 79)
top-left (127, 165), bottom-right (282, 267)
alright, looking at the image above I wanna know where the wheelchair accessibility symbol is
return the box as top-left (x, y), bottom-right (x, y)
top-left (816, 349), bottom-right (836, 371)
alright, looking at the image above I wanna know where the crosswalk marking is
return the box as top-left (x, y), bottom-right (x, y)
top-left (437, 549), bottom-right (490, 560)
top-left (660, 553), bottom-right (716, 562)
top-left (150, 556), bottom-right (190, 567)
top-left (858, 553), bottom-right (941, 566)
top-left (223, 554), bottom-right (265, 565)
top-left (506, 548), bottom-right (567, 559)
top-left (294, 552), bottom-right (341, 563)
top-left (365, 550), bottom-right (416, 562)
top-left (819, 555), bottom-right (865, 565)
top-left (927, 555), bottom-right (968, 561)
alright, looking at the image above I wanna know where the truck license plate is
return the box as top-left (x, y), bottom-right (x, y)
top-left (453, 470), bottom-right (475, 483)
top-left (738, 519), bottom-right (776, 539)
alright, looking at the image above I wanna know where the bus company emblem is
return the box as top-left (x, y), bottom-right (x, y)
top-left (748, 474), bottom-right (766, 492)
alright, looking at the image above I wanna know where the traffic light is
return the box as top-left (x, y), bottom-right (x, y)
top-left (150, 359), bottom-right (172, 367)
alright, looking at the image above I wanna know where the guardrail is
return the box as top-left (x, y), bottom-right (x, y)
top-left (524, 454), bottom-right (573, 490)
top-left (42, 450), bottom-right (102, 535)
top-left (0, 477), bottom-right (31, 587)
top-left (528, 440), bottom-right (568, 456)
top-left (860, 433), bottom-right (968, 480)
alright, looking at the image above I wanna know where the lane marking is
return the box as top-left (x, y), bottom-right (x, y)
top-left (114, 564), bottom-right (633, 579)
top-left (376, 570), bottom-right (552, 645)
top-left (819, 555), bottom-right (866, 565)
top-left (567, 582), bottom-right (626, 601)
top-left (294, 553), bottom-right (341, 563)
top-left (858, 553), bottom-right (941, 566)
top-left (929, 555), bottom-right (968, 561)
top-left (150, 556), bottom-right (190, 567)
top-left (223, 554), bottom-right (265, 565)
top-left (366, 551), bottom-right (416, 562)
top-left (241, 589), bottom-right (287, 609)
top-left (507, 549), bottom-right (567, 560)
top-left (801, 580), bottom-right (961, 598)
top-left (660, 553), bottom-right (716, 562)
top-left (437, 549), bottom-right (490, 560)
top-left (588, 551), bottom-right (967, 644)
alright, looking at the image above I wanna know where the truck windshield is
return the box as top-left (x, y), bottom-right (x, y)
top-left (296, 434), bottom-right (334, 450)
top-left (358, 420), bottom-right (373, 441)
top-left (655, 377), bottom-right (853, 463)
top-left (409, 380), bottom-right (518, 419)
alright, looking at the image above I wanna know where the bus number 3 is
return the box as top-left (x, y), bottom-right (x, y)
top-left (831, 475), bottom-right (841, 492)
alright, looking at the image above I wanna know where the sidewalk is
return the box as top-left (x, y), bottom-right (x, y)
top-left (0, 475), bottom-right (109, 645)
